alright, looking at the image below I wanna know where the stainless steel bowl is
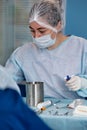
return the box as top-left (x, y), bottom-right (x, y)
top-left (26, 82), bottom-right (44, 107)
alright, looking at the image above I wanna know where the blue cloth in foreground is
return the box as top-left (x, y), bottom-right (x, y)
top-left (0, 88), bottom-right (51, 130)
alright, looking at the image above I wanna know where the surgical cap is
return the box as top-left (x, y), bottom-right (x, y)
top-left (29, 0), bottom-right (65, 32)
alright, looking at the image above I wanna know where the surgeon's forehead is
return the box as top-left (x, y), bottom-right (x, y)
top-left (29, 21), bottom-right (48, 30)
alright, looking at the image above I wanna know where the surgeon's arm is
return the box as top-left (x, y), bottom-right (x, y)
top-left (5, 51), bottom-right (25, 83)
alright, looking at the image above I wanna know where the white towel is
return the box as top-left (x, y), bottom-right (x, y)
top-left (73, 105), bottom-right (87, 116)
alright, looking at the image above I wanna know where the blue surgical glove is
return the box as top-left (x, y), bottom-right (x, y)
top-left (0, 65), bottom-right (20, 94)
top-left (65, 76), bottom-right (87, 91)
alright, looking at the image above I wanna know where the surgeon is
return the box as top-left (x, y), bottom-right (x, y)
top-left (5, 0), bottom-right (87, 99)
top-left (0, 65), bottom-right (51, 130)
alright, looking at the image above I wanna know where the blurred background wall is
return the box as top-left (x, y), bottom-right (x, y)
top-left (65, 0), bottom-right (87, 39)
top-left (0, 0), bottom-right (87, 65)
top-left (0, 0), bottom-right (32, 65)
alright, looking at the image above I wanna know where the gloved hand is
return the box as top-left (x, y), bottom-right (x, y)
top-left (65, 76), bottom-right (87, 91)
top-left (0, 65), bottom-right (20, 94)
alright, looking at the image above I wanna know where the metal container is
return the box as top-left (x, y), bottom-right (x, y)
top-left (26, 82), bottom-right (44, 107)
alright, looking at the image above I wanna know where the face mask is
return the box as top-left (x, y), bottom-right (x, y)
top-left (32, 34), bottom-right (56, 49)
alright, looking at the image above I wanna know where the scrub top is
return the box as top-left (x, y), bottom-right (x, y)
top-left (5, 35), bottom-right (87, 99)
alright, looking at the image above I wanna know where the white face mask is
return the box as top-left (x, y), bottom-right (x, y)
top-left (32, 33), bottom-right (56, 49)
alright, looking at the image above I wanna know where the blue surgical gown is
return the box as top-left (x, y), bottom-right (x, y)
top-left (5, 35), bottom-right (87, 99)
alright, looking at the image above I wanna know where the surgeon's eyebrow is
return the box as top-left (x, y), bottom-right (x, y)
top-left (29, 26), bottom-right (47, 31)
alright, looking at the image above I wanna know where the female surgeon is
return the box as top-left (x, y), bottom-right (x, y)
top-left (5, 0), bottom-right (87, 99)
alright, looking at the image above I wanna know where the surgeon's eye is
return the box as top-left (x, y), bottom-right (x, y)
top-left (38, 29), bottom-right (48, 34)
top-left (29, 29), bottom-right (35, 33)
top-left (39, 30), bottom-right (46, 34)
